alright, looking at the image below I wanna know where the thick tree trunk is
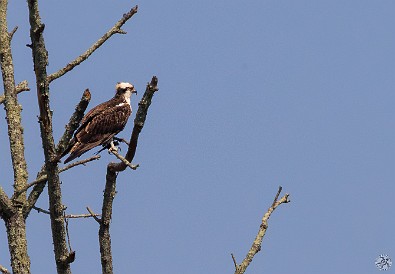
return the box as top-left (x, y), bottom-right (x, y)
top-left (5, 212), bottom-right (31, 274)
top-left (0, 0), bottom-right (31, 273)
top-left (26, 1), bottom-right (73, 273)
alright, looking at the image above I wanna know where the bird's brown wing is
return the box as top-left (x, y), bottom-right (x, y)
top-left (76, 98), bottom-right (117, 135)
top-left (64, 104), bottom-right (131, 163)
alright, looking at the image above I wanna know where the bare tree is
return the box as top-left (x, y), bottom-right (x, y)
top-left (0, 1), bottom-right (289, 274)
top-left (0, 1), bottom-right (152, 274)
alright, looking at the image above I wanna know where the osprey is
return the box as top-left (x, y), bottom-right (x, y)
top-left (61, 82), bottom-right (137, 164)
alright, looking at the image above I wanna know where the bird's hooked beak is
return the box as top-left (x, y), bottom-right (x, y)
top-left (131, 87), bottom-right (137, 95)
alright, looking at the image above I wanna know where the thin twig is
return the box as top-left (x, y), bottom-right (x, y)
top-left (59, 154), bottom-right (101, 172)
top-left (86, 207), bottom-right (101, 223)
top-left (0, 264), bottom-right (10, 274)
top-left (32, 206), bottom-right (50, 215)
top-left (16, 155), bottom-right (100, 196)
top-left (8, 25), bottom-right (17, 40)
top-left (47, 5), bottom-right (138, 83)
top-left (66, 213), bottom-right (101, 219)
top-left (64, 217), bottom-right (72, 251)
top-left (271, 186), bottom-right (282, 207)
top-left (234, 186), bottom-right (290, 274)
top-left (32, 205), bottom-right (101, 219)
top-left (231, 253), bottom-right (238, 270)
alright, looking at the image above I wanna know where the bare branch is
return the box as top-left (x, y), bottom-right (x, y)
top-left (27, 0), bottom-right (73, 271)
top-left (32, 206), bottom-right (50, 214)
top-left (63, 219), bottom-right (76, 264)
top-left (32, 206), bottom-right (101, 219)
top-left (271, 186), bottom-right (283, 207)
top-left (0, 80), bottom-right (30, 105)
top-left (99, 76), bottom-right (159, 274)
top-left (8, 25), bottom-right (17, 40)
top-left (109, 149), bottom-right (139, 170)
top-left (16, 155), bottom-right (100, 199)
top-left (231, 253), bottom-right (238, 270)
top-left (86, 207), bottom-right (101, 224)
top-left (59, 154), bottom-right (101, 172)
top-left (0, 264), bottom-right (10, 274)
top-left (47, 5), bottom-right (138, 83)
top-left (233, 186), bottom-right (290, 274)
top-left (24, 89), bottom-right (91, 217)
top-left (56, 88), bottom-right (91, 154)
top-left (66, 213), bottom-right (101, 219)
top-left (15, 80), bottom-right (30, 93)
top-left (64, 217), bottom-right (72, 252)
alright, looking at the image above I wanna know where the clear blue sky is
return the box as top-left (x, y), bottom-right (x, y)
top-left (1, 1), bottom-right (394, 273)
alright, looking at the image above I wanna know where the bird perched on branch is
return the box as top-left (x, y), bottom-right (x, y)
top-left (60, 82), bottom-right (137, 164)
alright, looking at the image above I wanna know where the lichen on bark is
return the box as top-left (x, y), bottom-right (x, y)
top-left (0, 1), bottom-right (31, 273)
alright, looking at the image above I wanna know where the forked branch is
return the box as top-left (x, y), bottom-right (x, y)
top-left (24, 88), bottom-right (91, 218)
top-left (109, 149), bottom-right (139, 170)
top-left (233, 186), bottom-right (290, 274)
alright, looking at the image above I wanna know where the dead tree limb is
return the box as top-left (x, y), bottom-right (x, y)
top-left (0, 80), bottom-right (30, 105)
top-left (47, 5), bottom-right (138, 83)
top-left (32, 206), bottom-right (101, 219)
top-left (109, 149), bottom-right (139, 170)
top-left (14, 155), bottom-right (100, 198)
top-left (27, 1), bottom-right (73, 272)
top-left (232, 186), bottom-right (290, 274)
top-left (0, 264), bottom-right (10, 274)
top-left (99, 76), bottom-right (158, 274)
top-left (24, 88), bottom-right (91, 218)
top-left (0, 1), bottom-right (31, 273)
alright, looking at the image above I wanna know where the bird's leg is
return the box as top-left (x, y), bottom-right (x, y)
top-left (94, 139), bottom-right (116, 155)
top-left (95, 138), bottom-right (122, 155)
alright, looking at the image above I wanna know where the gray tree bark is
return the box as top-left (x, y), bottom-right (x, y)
top-left (0, 1), bottom-right (31, 273)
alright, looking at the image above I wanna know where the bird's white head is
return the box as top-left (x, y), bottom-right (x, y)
top-left (115, 82), bottom-right (137, 104)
